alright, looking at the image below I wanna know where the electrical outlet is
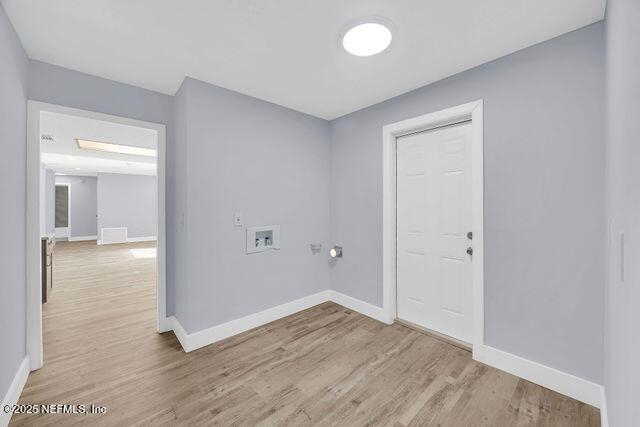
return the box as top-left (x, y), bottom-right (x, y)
top-left (234, 212), bottom-right (243, 227)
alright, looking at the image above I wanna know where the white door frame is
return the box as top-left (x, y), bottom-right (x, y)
top-left (26, 101), bottom-right (169, 371)
top-left (53, 182), bottom-right (71, 239)
top-left (382, 100), bottom-right (484, 353)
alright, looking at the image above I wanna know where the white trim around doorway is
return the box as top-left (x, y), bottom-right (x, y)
top-left (381, 99), bottom-right (485, 348)
top-left (26, 101), bottom-right (168, 372)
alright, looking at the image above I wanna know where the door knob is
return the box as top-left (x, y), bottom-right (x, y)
top-left (466, 246), bottom-right (473, 256)
top-left (467, 231), bottom-right (473, 240)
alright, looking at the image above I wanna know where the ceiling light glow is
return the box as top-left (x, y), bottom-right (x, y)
top-left (76, 139), bottom-right (156, 157)
top-left (342, 21), bottom-right (392, 56)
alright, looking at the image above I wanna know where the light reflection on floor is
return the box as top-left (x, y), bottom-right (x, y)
top-left (129, 247), bottom-right (157, 259)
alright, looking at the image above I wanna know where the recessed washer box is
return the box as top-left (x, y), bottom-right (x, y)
top-left (246, 225), bottom-right (280, 254)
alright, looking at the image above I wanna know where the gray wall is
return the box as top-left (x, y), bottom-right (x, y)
top-left (172, 79), bottom-right (189, 328)
top-left (0, 1), bottom-right (28, 405)
top-left (604, 0), bottom-right (640, 425)
top-left (55, 175), bottom-right (97, 238)
top-left (329, 23), bottom-right (605, 383)
top-left (174, 78), bottom-right (331, 333)
top-left (29, 61), bottom-right (172, 126)
top-left (97, 173), bottom-right (156, 239)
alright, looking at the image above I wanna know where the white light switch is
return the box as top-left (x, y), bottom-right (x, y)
top-left (234, 212), bottom-right (243, 227)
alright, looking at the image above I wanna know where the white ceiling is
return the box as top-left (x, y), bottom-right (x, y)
top-left (3, 0), bottom-right (605, 120)
top-left (40, 111), bottom-right (157, 176)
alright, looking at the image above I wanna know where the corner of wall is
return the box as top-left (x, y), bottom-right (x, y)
top-left (170, 75), bottom-right (191, 333)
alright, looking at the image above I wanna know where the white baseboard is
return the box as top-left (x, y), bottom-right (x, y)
top-left (97, 236), bottom-right (157, 245)
top-left (473, 344), bottom-right (602, 408)
top-left (127, 236), bottom-right (157, 243)
top-left (327, 290), bottom-right (388, 323)
top-left (1, 356), bottom-right (30, 427)
top-left (157, 317), bottom-right (173, 334)
top-left (164, 289), bottom-right (603, 410)
top-left (600, 386), bottom-right (608, 427)
top-left (169, 291), bottom-right (331, 352)
top-left (167, 316), bottom-right (190, 351)
top-left (68, 235), bottom-right (97, 242)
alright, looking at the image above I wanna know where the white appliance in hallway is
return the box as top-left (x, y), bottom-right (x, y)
top-left (396, 122), bottom-right (473, 344)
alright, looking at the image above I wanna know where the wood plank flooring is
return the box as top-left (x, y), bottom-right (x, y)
top-left (12, 240), bottom-right (600, 426)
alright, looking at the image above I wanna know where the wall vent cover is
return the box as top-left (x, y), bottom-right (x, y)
top-left (100, 227), bottom-right (128, 245)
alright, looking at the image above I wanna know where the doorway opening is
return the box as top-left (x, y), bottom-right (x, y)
top-left (26, 101), bottom-right (167, 371)
top-left (382, 100), bottom-right (484, 354)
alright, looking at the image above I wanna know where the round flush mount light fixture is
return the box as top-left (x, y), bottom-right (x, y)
top-left (342, 17), bottom-right (393, 57)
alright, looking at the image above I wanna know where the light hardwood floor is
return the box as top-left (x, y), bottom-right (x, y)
top-left (12, 240), bottom-right (600, 426)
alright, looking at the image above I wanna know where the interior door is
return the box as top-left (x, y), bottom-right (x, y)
top-left (55, 184), bottom-right (70, 239)
top-left (396, 122), bottom-right (473, 344)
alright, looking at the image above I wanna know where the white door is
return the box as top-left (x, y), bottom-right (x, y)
top-left (396, 122), bottom-right (473, 344)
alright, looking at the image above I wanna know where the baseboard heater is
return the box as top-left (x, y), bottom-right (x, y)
top-left (100, 227), bottom-right (128, 245)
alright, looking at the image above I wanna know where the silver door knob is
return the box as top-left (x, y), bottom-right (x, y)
top-left (466, 247), bottom-right (473, 256)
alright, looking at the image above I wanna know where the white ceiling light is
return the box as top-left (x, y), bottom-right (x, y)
top-left (342, 19), bottom-right (393, 57)
top-left (76, 139), bottom-right (156, 157)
